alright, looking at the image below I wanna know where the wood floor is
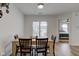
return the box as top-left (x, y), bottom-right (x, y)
top-left (71, 46), bottom-right (79, 56)
top-left (15, 40), bottom-right (75, 56)
top-left (55, 42), bottom-right (74, 56)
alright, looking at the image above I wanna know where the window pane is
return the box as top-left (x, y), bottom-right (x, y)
top-left (33, 22), bottom-right (39, 37)
top-left (40, 22), bottom-right (47, 37)
top-left (61, 23), bottom-right (68, 32)
top-left (33, 21), bottom-right (47, 38)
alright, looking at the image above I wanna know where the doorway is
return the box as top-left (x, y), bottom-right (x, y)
top-left (58, 18), bottom-right (70, 43)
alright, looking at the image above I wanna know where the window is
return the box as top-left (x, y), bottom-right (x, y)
top-left (33, 21), bottom-right (47, 38)
top-left (40, 22), bottom-right (47, 37)
top-left (33, 21), bottom-right (39, 37)
top-left (61, 23), bottom-right (68, 32)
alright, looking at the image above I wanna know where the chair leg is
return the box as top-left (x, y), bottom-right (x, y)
top-left (35, 52), bottom-right (37, 56)
top-left (31, 51), bottom-right (33, 56)
top-left (37, 53), bottom-right (38, 56)
top-left (43, 53), bottom-right (45, 56)
top-left (30, 52), bottom-right (31, 56)
top-left (45, 52), bottom-right (47, 56)
top-left (53, 46), bottom-right (55, 56)
top-left (20, 52), bottom-right (22, 56)
top-left (15, 50), bottom-right (17, 56)
top-left (35, 49), bottom-right (38, 56)
top-left (16, 48), bottom-right (18, 56)
top-left (53, 51), bottom-right (55, 56)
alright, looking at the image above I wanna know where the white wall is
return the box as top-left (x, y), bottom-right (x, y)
top-left (69, 12), bottom-right (79, 46)
top-left (57, 13), bottom-right (72, 44)
top-left (58, 13), bottom-right (72, 33)
top-left (24, 15), bottom-right (58, 40)
top-left (0, 4), bottom-right (24, 55)
top-left (57, 12), bottom-right (79, 46)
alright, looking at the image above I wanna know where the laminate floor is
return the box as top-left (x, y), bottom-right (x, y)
top-left (55, 42), bottom-right (73, 56)
top-left (16, 42), bottom-right (74, 56)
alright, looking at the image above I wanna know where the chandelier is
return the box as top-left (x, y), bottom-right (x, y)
top-left (0, 3), bottom-right (9, 18)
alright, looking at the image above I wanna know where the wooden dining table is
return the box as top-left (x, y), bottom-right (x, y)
top-left (12, 38), bottom-right (53, 56)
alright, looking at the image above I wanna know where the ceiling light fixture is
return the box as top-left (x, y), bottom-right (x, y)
top-left (38, 3), bottom-right (44, 9)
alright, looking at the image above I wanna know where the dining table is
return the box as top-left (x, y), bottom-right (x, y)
top-left (12, 38), bottom-right (53, 56)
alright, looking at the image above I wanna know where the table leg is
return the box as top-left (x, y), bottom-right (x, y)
top-left (49, 42), bottom-right (53, 56)
top-left (12, 41), bottom-right (17, 56)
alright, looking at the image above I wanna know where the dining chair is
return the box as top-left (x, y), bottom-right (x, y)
top-left (53, 36), bottom-right (56, 56)
top-left (14, 35), bottom-right (20, 56)
top-left (16, 42), bottom-right (20, 56)
top-left (51, 34), bottom-right (56, 56)
top-left (19, 38), bottom-right (32, 56)
top-left (35, 38), bottom-right (48, 56)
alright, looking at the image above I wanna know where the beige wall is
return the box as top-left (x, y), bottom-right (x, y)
top-left (0, 4), bottom-right (24, 55)
top-left (24, 15), bottom-right (59, 40)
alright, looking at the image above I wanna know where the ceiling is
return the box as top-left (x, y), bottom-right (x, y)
top-left (14, 3), bottom-right (79, 15)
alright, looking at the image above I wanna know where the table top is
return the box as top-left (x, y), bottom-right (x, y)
top-left (12, 38), bottom-right (53, 42)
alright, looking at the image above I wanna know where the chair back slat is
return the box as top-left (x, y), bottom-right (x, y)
top-left (19, 38), bottom-right (32, 48)
top-left (36, 38), bottom-right (48, 56)
top-left (36, 38), bottom-right (48, 47)
top-left (19, 38), bottom-right (32, 56)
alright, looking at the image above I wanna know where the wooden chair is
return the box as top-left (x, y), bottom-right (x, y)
top-left (14, 35), bottom-right (20, 56)
top-left (53, 36), bottom-right (56, 56)
top-left (19, 38), bottom-right (32, 56)
top-left (51, 34), bottom-right (56, 56)
top-left (16, 43), bottom-right (20, 56)
top-left (36, 38), bottom-right (48, 56)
